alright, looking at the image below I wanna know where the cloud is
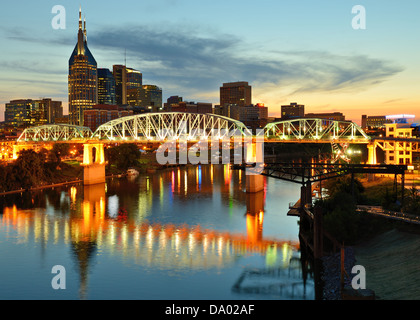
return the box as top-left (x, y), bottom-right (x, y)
top-left (2, 24), bottom-right (404, 104)
top-left (88, 25), bottom-right (403, 100)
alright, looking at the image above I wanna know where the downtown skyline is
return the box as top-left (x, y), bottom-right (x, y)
top-left (0, 0), bottom-right (419, 124)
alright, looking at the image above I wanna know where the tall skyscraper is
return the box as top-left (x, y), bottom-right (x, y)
top-left (68, 8), bottom-right (98, 126)
top-left (113, 65), bottom-right (143, 106)
top-left (140, 85), bottom-right (162, 112)
top-left (5, 98), bottom-right (63, 128)
top-left (98, 68), bottom-right (116, 105)
top-left (113, 65), bottom-right (127, 105)
top-left (126, 68), bottom-right (143, 107)
top-left (220, 82), bottom-right (252, 107)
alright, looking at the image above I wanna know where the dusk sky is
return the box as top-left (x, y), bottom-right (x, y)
top-left (0, 0), bottom-right (419, 124)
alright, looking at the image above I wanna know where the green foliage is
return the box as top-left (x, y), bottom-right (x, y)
top-left (105, 143), bottom-right (141, 172)
top-left (323, 175), bottom-right (365, 202)
top-left (0, 143), bottom-right (82, 193)
top-left (404, 187), bottom-right (420, 215)
top-left (49, 143), bottom-right (70, 164)
top-left (13, 149), bottom-right (46, 189)
top-left (316, 191), bottom-right (360, 244)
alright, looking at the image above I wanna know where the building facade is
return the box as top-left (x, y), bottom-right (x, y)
top-left (140, 85), bottom-right (162, 112)
top-left (68, 8), bottom-right (98, 126)
top-left (305, 112), bottom-right (345, 121)
top-left (98, 68), bottom-right (116, 105)
top-left (220, 82), bottom-right (252, 107)
top-left (385, 123), bottom-right (414, 165)
top-left (83, 104), bottom-right (133, 132)
top-left (5, 98), bottom-right (63, 129)
top-left (281, 102), bottom-right (304, 119)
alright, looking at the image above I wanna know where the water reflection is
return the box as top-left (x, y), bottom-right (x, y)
top-left (1, 165), bottom-right (314, 300)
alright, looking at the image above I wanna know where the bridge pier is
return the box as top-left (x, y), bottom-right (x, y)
top-left (81, 143), bottom-right (106, 185)
top-left (367, 143), bottom-right (377, 165)
top-left (245, 140), bottom-right (264, 193)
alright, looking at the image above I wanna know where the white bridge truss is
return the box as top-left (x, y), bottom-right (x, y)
top-left (92, 112), bottom-right (252, 141)
top-left (265, 118), bottom-right (370, 143)
top-left (17, 124), bottom-right (93, 142)
top-left (16, 115), bottom-right (371, 145)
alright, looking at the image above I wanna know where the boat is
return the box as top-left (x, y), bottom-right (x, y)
top-left (127, 168), bottom-right (139, 176)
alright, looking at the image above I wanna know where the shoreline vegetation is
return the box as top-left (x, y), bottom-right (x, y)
top-left (0, 143), bottom-right (183, 196)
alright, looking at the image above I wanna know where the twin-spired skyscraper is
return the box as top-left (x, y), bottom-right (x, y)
top-left (68, 7), bottom-right (98, 126)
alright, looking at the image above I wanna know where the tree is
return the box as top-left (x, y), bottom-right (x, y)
top-left (106, 144), bottom-right (141, 171)
top-left (13, 149), bottom-right (46, 189)
top-left (49, 143), bottom-right (70, 165)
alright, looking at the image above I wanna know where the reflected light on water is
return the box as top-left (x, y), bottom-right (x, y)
top-left (0, 165), bottom-right (313, 300)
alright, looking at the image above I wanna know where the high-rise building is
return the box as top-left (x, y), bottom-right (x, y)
top-left (220, 82), bottom-right (252, 107)
top-left (112, 65), bottom-right (143, 106)
top-left (98, 68), bottom-right (116, 105)
top-left (126, 68), bottom-right (143, 107)
top-left (281, 102), bottom-right (305, 119)
top-left (68, 8), bottom-right (98, 126)
top-left (238, 104), bottom-right (268, 131)
top-left (5, 98), bottom-right (63, 128)
top-left (140, 85), bottom-right (162, 112)
top-left (113, 65), bottom-right (127, 105)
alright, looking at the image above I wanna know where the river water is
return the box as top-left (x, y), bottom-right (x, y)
top-left (0, 164), bottom-right (315, 300)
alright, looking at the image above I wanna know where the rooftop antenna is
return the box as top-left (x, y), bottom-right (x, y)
top-left (124, 48), bottom-right (127, 67)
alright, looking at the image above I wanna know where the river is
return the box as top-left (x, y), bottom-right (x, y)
top-left (0, 164), bottom-right (315, 300)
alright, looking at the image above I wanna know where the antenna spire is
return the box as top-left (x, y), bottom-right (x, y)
top-left (79, 5), bottom-right (82, 30)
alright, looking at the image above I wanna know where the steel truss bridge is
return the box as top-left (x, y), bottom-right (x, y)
top-left (17, 124), bottom-right (93, 142)
top-left (17, 113), bottom-right (370, 144)
top-left (264, 118), bottom-right (370, 143)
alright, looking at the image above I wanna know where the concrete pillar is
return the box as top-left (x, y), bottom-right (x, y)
top-left (246, 174), bottom-right (264, 193)
top-left (367, 143), bottom-right (377, 165)
top-left (245, 140), bottom-right (264, 193)
top-left (246, 190), bottom-right (265, 244)
top-left (82, 143), bottom-right (106, 185)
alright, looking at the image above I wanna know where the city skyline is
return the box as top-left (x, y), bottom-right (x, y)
top-left (1, 1), bottom-right (419, 124)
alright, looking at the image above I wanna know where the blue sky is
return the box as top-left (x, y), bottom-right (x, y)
top-left (0, 0), bottom-right (419, 123)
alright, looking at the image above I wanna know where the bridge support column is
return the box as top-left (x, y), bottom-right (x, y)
top-left (82, 143), bottom-right (106, 185)
top-left (246, 190), bottom-right (265, 244)
top-left (367, 143), bottom-right (377, 165)
top-left (245, 140), bottom-right (264, 193)
top-left (246, 175), bottom-right (264, 193)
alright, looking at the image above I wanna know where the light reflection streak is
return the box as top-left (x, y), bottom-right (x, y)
top-left (1, 167), bottom-right (300, 274)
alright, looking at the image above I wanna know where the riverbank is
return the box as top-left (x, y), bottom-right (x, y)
top-left (353, 228), bottom-right (420, 300)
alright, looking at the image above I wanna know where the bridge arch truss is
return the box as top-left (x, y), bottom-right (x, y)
top-left (264, 118), bottom-right (370, 143)
top-left (92, 112), bottom-right (251, 141)
top-left (17, 124), bottom-right (93, 142)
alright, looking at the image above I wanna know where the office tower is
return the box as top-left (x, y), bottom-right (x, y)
top-left (126, 68), bottom-right (143, 106)
top-left (220, 82), bottom-right (252, 107)
top-left (113, 65), bottom-right (142, 106)
top-left (281, 102), bottom-right (305, 119)
top-left (5, 98), bottom-right (63, 129)
top-left (5, 99), bottom-right (33, 128)
top-left (239, 103), bottom-right (268, 130)
top-left (140, 85), bottom-right (162, 112)
top-left (113, 65), bottom-right (127, 105)
top-left (68, 8), bottom-right (98, 126)
top-left (98, 68), bottom-right (116, 105)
